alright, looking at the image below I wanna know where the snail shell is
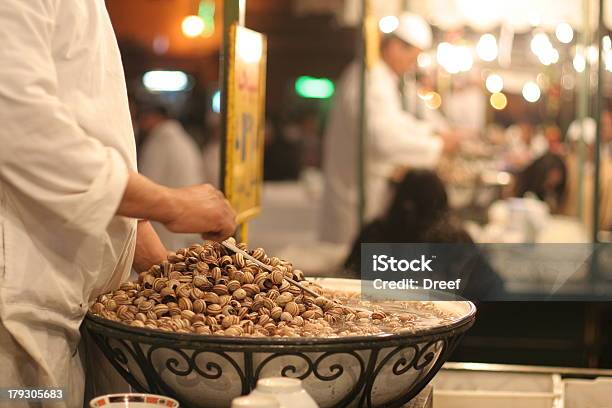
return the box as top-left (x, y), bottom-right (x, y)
top-left (227, 280), bottom-right (241, 292)
top-left (371, 311), bottom-right (387, 320)
top-left (176, 283), bottom-right (192, 299)
top-left (181, 310), bottom-right (195, 320)
top-left (137, 300), bottom-right (153, 312)
top-left (284, 301), bottom-right (300, 317)
top-left (242, 284), bottom-right (260, 297)
top-left (178, 297), bottom-right (193, 311)
top-left (270, 270), bottom-right (284, 285)
top-left (91, 302), bottom-right (105, 314)
top-left (202, 292), bottom-right (220, 304)
top-left (258, 314), bottom-right (271, 325)
top-left (221, 315), bottom-right (240, 329)
top-left (207, 304), bottom-right (222, 315)
top-left (242, 271), bottom-right (255, 284)
top-left (232, 288), bottom-right (247, 300)
top-left (275, 292), bottom-right (293, 306)
top-left (192, 299), bottom-right (206, 314)
top-left (212, 284), bottom-right (229, 296)
top-left (193, 275), bottom-right (212, 290)
top-left (270, 306), bottom-right (282, 320)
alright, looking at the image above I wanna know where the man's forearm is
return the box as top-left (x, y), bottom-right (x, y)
top-left (117, 170), bottom-right (236, 240)
top-left (117, 171), bottom-right (178, 223)
top-left (133, 220), bottom-right (167, 272)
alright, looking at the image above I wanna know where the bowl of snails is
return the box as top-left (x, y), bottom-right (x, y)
top-left (85, 240), bottom-right (476, 408)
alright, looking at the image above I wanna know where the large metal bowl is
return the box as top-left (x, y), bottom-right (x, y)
top-left (85, 278), bottom-right (476, 408)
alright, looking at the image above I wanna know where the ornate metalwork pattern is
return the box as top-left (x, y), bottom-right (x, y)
top-left (85, 310), bottom-right (474, 408)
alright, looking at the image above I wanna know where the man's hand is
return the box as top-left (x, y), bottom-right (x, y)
top-left (117, 172), bottom-right (237, 242)
top-left (163, 184), bottom-right (236, 241)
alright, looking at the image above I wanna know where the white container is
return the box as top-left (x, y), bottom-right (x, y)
top-left (89, 393), bottom-right (179, 408)
top-left (232, 394), bottom-right (280, 408)
top-left (433, 370), bottom-right (562, 408)
top-left (250, 377), bottom-right (318, 408)
top-left (564, 377), bottom-right (612, 408)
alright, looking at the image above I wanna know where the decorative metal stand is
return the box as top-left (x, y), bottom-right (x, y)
top-left (85, 308), bottom-right (474, 408)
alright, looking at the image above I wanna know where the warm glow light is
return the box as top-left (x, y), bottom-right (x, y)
top-left (605, 50), bottom-right (612, 72)
top-left (417, 53), bottom-right (433, 68)
top-left (539, 48), bottom-right (559, 65)
top-left (237, 29), bottom-right (263, 63)
top-left (604, 36), bottom-right (611, 51)
top-left (437, 42), bottom-right (455, 73)
top-left (417, 88), bottom-right (434, 100)
top-left (476, 34), bottom-right (498, 62)
top-left (456, 46), bottom-right (473, 72)
top-left (587, 45), bottom-right (598, 63)
top-left (490, 92), bottom-right (507, 110)
top-left (522, 81), bottom-right (541, 103)
top-left (379, 15), bottom-right (399, 34)
top-left (530, 33), bottom-right (559, 65)
top-left (485, 74), bottom-right (504, 93)
top-left (143, 71), bottom-right (189, 92)
top-left (425, 92), bottom-right (442, 109)
top-left (555, 22), bottom-right (574, 44)
top-left (182, 15), bottom-right (205, 38)
top-left (573, 49), bottom-right (586, 72)
top-left (550, 49), bottom-right (559, 63)
top-left (437, 43), bottom-right (472, 74)
top-left (531, 33), bottom-right (551, 56)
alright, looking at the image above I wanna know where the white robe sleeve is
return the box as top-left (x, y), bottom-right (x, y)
top-left (366, 69), bottom-right (443, 169)
top-left (0, 0), bottom-right (129, 236)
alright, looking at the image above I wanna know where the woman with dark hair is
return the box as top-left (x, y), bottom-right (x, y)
top-left (514, 153), bottom-right (567, 213)
top-left (344, 169), bottom-right (450, 273)
top-left (344, 170), bottom-right (504, 301)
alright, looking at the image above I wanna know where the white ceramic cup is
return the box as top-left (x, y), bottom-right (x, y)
top-left (231, 394), bottom-right (280, 408)
top-left (89, 393), bottom-right (179, 408)
top-left (250, 377), bottom-right (318, 408)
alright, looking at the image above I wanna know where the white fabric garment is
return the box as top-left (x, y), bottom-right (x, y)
top-left (443, 85), bottom-right (486, 132)
top-left (402, 76), bottom-right (450, 134)
top-left (0, 1), bottom-right (136, 407)
top-left (320, 60), bottom-right (442, 244)
top-left (139, 120), bottom-right (204, 251)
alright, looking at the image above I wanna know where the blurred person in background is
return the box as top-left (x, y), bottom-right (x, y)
top-left (504, 120), bottom-right (548, 171)
top-left (344, 170), bottom-right (503, 301)
top-left (320, 13), bottom-right (458, 245)
top-left (443, 73), bottom-right (486, 136)
top-left (512, 153), bottom-right (568, 214)
top-left (544, 124), bottom-right (564, 155)
top-left (137, 103), bottom-right (205, 250)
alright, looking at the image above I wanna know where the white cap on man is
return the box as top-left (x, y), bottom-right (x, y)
top-left (392, 13), bottom-right (432, 51)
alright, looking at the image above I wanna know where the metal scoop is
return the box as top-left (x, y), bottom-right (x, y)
top-left (221, 239), bottom-right (365, 313)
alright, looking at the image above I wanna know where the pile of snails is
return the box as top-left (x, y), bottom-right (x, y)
top-left (90, 239), bottom-right (423, 337)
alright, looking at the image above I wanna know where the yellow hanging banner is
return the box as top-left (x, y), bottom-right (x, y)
top-left (224, 24), bottom-right (267, 226)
